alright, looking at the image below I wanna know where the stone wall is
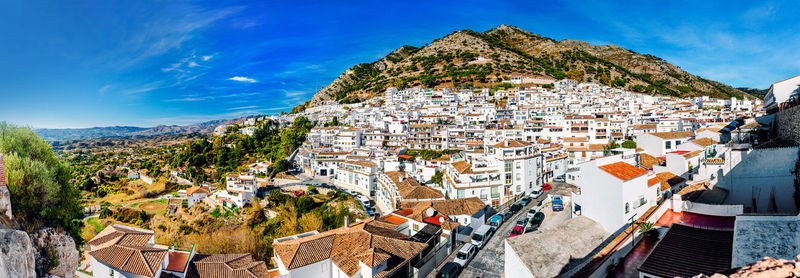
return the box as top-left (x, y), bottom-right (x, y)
top-left (774, 104), bottom-right (800, 144)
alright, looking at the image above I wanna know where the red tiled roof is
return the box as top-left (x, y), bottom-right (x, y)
top-left (492, 140), bottom-right (531, 148)
top-left (188, 253), bottom-right (269, 278)
top-left (273, 219), bottom-right (428, 277)
top-left (647, 177), bottom-right (660, 187)
top-left (166, 251), bottom-right (190, 272)
top-left (598, 162), bottom-right (648, 181)
top-left (648, 131), bottom-right (694, 139)
top-left (383, 214), bottom-right (408, 225)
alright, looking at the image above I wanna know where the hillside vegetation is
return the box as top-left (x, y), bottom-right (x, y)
top-left (0, 122), bottom-right (83, 243)
top-left (307, 25), bottom-right (751, 107)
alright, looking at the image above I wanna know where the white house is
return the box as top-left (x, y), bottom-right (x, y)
top-left (333, 160), bottom-right (379, 196)
top-left (222, 172), bottom-right (257, 207)
top-left (763, 75), bottom-right (800, 113)
top-left (185, 186), bottom-right (209, 208)
top-left (575, 155), bottom-right (658, 232)
top-left (636, 131), bottom-right (694, 156)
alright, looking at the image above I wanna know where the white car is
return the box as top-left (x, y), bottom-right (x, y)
top-left (526, 208), bottom-right (538, 218)
top-left (530, 189), bottom-right (542, 198)
top-left (454, 243), bottom-right (477, 266)
top-left (531, 200), bottom-right (543, 213)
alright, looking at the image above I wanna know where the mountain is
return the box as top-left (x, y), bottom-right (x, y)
top-left (736, 87), bottom-right (768, 97)
top-left (35, 117), bottom-right (249, 142)
top-left (307, 25), bottom-right (751, 107)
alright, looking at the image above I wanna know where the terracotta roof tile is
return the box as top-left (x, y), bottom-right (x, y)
top-left (690, 138), bottom-right (717, 147)
top-left (273, 218), bottom-right (428, 277)
top-left (492, 140), bottom-right (531, 148)
top-left (598, 162), bottom-right (648, 181)
top-left (655, 172), bottom-right (686, 191)
top-left (648, 131), bottom-right (694, 139)
top-left (450, 161), bottom-right (472, 174)
top-left (187, 254), bottom-right (269, 278)
top-left (638, 153), bottom-right (661, 170)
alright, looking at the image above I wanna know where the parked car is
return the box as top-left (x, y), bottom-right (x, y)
top-left (542, 183), bottom-right (552, 191)
top-left (552, 195), bottom-right (564, 211)
top-left (531, 200), bottom-right (543, 213)
top-left (471, 225), bottom-right (494, 248)
top-left (502, 210), bottom-right (513, 219)
top-left (526, 208), bottom-right (538, 218)
top-left (519, 196), bottom-right (532, 206)
top-left (489, 214), bottom-right (505, 230)
top-left (530, 189), bottom-right (542, 198)
top-left (516, 217), bottom-right (529, 228)
top-left (437, 262), bottom-right (462, 278)
top-left (553, 176), bottom-right (565, 182)
top-left (529, 212), bottom-right (545, 228)
top-left (453, 243), bottom-right (477, 266)
top-left (509, 203), bottom-right (522, 213)
top-left (525, 225), bottom-right (538, 233)
top-left (509, 225), bottom-right (525, 238)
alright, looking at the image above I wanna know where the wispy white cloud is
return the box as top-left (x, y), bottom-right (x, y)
top-left (123, 87), bottom-right (158, 95)
top-left (99, 84), bottom-right (112, 94)
top-left (202, 55), bottom-right (213, 61)
top-left (228, 105), bottom-right (258, 110)
top-left (102, 6), bottom-right (244, 68)
top-left (228, 76), bottom-right (257, 83)
top-left (187, 61), bottom-right (199, 68)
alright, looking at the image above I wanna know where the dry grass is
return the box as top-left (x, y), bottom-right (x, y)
top-left (275, 172), bottom-right (299, 180)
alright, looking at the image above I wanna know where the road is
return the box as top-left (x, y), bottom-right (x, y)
top-left (427, 181), bottom-right (577, 278)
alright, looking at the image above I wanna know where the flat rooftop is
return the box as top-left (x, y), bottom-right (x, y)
top-left (506, 216), bottom-right (610, 277)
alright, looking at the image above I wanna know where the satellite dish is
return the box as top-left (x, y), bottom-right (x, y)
top-left (426, 207), bottom-right (435, 217)
top-left (439, 216), bottom-right (445, 223)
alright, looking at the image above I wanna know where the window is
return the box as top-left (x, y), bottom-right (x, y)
top-left (665, 141), bottom-right (672, 149)
top-left (505, 161), bottom-right (512, 172)
top-left (676, 140), bottom-right (682, 145)
top-left (625, 202), bottom-right (630, 214)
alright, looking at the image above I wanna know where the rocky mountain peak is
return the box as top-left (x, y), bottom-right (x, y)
top-left (304, 25), bottom-right (750, 108)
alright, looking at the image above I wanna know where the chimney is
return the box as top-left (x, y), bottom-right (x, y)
top-left (344, 216), bottom-right (349, 229)
top-left (504, 140), bottom-right (509, 147)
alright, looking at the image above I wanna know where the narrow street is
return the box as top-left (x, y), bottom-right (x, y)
top-left (429, 181), bottom-right (577, 278)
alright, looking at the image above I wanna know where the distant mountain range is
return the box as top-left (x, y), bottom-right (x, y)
top-left (35, 117), bottom-right (248, 142)
top-left (307, 25), bottom-right (753, 108)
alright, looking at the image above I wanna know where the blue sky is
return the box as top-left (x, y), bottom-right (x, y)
top-left (1, 0), bottom-right (798, 128)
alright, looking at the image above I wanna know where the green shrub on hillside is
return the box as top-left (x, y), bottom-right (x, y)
top-left (0, 122), bottom-right (84, 244)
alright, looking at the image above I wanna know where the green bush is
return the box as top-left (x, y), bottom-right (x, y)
top-left (0, 122), bottom-right (84, 244)
top-left (621, 140), bottom-right (637, 149)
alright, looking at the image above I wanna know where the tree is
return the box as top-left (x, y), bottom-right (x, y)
top-left (565, 69), bottom-right (584, 82)
top-left (621, 140), bottom-right (637, 149)
top-left (431, 171), bottom-right (443, 185)
top-left (0, 122), bottom-right (84, 244)
top-left (603, 140), bottom-right (620, 155)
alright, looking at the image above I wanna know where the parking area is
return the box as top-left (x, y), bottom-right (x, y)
top-left (424, 181), bottom-right (577, 278)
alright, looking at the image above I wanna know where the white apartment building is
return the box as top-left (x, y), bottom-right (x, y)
top-left (333, 160), bottom-right (379, 196)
